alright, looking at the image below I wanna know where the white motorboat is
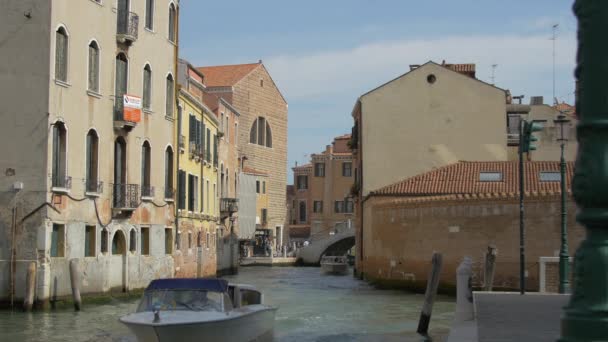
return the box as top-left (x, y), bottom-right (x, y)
top-left (320, 255), bottom-right (349, 275)
top-left (120, 278), bottom-right (276, 342)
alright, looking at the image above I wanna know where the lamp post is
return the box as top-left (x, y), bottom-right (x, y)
top-left (560, 1), bottom-right (608, 340)
top-left (554, 114), bottom-right (571, 294)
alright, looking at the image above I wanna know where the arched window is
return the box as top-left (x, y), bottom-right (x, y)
top-left (114, 53), bottom-right (128, 118)
top-left (52, 122), bottom-right (68, 188)
top-left (249, 117), bottom-right (273, 147)
top-left (88, 41), bottom-right (100, 92)
top-left (145, 0), bottom-right (154, 30)
top-left (165, 146), bottom-right (174, 199)
top-left (141, 141), bottom-right (152, 197)
top-left (55, 27), bottom-right (68, 81)
top-left (168, 3), bottom-right (176, 42)
top-left (85, 130), bottom-right (99, 192)
top-left (299, 201), bottom-right (306, 223)
top-left (166, 74), bottom-right (174, 116)
top-left (143, 64), bottom-right (152, 110)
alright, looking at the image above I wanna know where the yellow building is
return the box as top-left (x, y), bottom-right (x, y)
top-left (175, 62), bottom-right (220, 277)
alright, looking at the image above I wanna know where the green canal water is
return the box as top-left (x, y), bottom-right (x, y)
top-left (0, 266), bottom-right (455, 341)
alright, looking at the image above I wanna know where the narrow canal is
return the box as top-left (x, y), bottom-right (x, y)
top-left (0, 267), bottom-right (455, 341)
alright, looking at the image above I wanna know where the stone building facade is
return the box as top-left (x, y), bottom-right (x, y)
top-left (0, 0), bottom-right (180, 305)
top-left (198, 62), bottom-right (288, 246)
top-left (360, 161), bottom-right (582, 291)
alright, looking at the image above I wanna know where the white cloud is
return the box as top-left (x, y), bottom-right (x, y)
top-left (265, 33), bottom-right (577, 101)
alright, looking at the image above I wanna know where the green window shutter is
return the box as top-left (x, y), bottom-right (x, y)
top-left (55, 30), bottom-right (67, 81)
top-left (188, 115), bottom-right (195, 144)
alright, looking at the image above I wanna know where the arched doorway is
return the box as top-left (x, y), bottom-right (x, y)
top-left (110, 230), bottom-right (127, 291)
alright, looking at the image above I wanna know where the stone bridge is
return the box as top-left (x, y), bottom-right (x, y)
top-left (297, 227), bottom-right (355, 265)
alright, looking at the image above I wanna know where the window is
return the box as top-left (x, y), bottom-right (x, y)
top-left (178, 170), bottom-right (186, 210)
top-left (115, 53), bottom-right (128, 105)
top-left (168, 3), bottom-right (176, 42)
top-left (297, 175), bottom-right (308, 190)
top-left (200, 178), bottom-right (204, 212)
top-left (165, 147), bottom-right (174, 199)
top-left (206, 128), bottom-right (211, 162)
top-left (88, 41), bottom-right (99, 92)
top-left (52, 122), bottom-right (67, 188)
top-left (85, 130), bottom-right (99, 192)
top-left (165, 228), bottom-right (172, 254)
top-left (145, 0), bottom-right (154, 30)
top-left (261, 208), bottom-right (268, 224)
top-left (334, 201), bottom-right (345, 213)
top-left (249, 117), bottom-right (272, 147)
top-left (166, 74), bottom-right (174, 116)
top-left (315, 163), bottom-right (325, 177)
top-left (141, 227), bottom-right (150, 255)
top-left (55, 27), bottom-right (68, 82)
top-left (345, 198), bottom-right (354, 213)
top-left (143, 65), bottom-right (152, 110)
top-left (479, 172), bottom-right (503, 182)
top-left (213, 134), bottom-right (218, 166)
top-left (50, 224), bottom-right (65, 257)
top-left (101, 228), bottom-right (108, 254)
top-left (299, 201), bottom-right (306, 223)
top-left (188, 174), bottom-right (198, 211)
top-left (129, 229), bottom-right (137, 253)
top-left (342, 162), bottom-right (352, 177)
top-left (220, 113), bottom-right (224, 134)
top-left (85, 225), bottom-right (96, 257)
top-left (113, 138), bottom-right (127, 208)
top-left (507, 114), bottom-right (521, 135)
top-left (141, 141), bottom-right (152, 197)
top-left (175, 231), bottom-right (181, 250)
top-left (188, 231), bottom-right (192, 250)
top-left (540, 171), bottom-right (561, 182)
top-left (313, 201), bottom-right (323, 213)
top-left (256, 180), bottom-right (260, 194)
top-left (262, 181), bottom-right (266, 194)
top-left (206, 180), bottom-right (210, 212)
top-left (225, 115), bottom-right (229, 142)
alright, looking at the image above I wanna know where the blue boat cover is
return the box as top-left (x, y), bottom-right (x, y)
top-left (145, 278), bottom-right (228, 292)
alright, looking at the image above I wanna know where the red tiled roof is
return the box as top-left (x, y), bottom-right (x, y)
top-left (372, 161), bottom-right (574, 197)
top-left (289, 226), bottom-right (311, 239)
top-left (243, 166), bottom-right (268, 176)
top-left (197, 63), bottom-right (260, 87)
top-left (553, 102), bottom-right (577, 119)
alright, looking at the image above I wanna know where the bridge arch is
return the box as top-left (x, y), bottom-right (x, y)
top-left (297, 229), bottom-right (355, 265)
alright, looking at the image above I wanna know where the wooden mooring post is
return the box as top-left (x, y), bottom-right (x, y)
top-left (484, 245), bottom-right (497, 291)
top-left (69, 259), bottom-right (82, 311)
top-left (417, 252), bottom-right (443, 335)
top-left (23, 261), bottom-right (36, 312)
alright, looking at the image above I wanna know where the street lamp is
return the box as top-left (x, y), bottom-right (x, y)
top-left (554, 113), bottom-right (570, 294)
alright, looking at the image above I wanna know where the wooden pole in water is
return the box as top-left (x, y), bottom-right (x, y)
top-left (484, 245), bottom-right (497, 291)
top-left (23, 261), bottom-right (36, 311)
top-left (69, 259), bottom-right (82, 311)
top-left (417, 252), bottom-right (443, 335)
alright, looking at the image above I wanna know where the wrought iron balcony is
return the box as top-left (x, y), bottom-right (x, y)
top-left (52, 175), bottom-right (72, 191)
top-left (220, 198), bottom-right (239, 214)
top-left (141, 185), bottom-right (155, 198)
top-left (85, 179), bottom-right (103, 194)
top-left (116, 11), bottom-right (139, 44)
top-left (113, 183), bottom-right (139, 210)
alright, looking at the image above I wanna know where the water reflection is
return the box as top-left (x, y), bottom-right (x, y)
top-left (0, 266), bottom-right (454, 342)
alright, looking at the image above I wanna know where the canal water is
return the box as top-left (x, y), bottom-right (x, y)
top-left (0, 267), bottom-right (455, 341)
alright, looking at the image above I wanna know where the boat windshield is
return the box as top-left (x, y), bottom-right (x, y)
top-left (136, 289), bottom-right (223, 312)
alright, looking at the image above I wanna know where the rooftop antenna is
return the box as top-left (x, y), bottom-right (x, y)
top-left (490, 64), bottom-right (498, 85)
top-left (551, 24), bottom-right (559, 106)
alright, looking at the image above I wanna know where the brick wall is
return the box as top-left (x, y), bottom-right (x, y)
top-left (361, 195), bottom-right (585, 291)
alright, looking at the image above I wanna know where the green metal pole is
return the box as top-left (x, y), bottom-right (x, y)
top-left (560, 1), bottom-right (608, 340)
top-left (519, 119), bottom-right (525, 295)
top-left (559, 142), bottom-right (570, 294)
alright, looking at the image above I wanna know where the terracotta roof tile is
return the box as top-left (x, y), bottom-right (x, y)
top-left (197, 63), bottom-right (260, 87)
top-left (372, 161), bottom-right (574, 197)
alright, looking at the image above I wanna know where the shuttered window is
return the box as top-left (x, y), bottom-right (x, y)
top-left (196, 120), bottom-right (202, 150)
top-left (143, 65), bottom-right (152, 110)
top-left (145, 0), bottom-right (154, 30)
top-left (178, 170), bottom-right (186, 209)
top-left (88, 41), bottom-right (99, 92)
top-left (188, 115), bottom-right (196, 145)
top-left (206, 128), bottom-right (211, 162)
top-left (213, 134), bottom-right (218, 166)
top-left (166, 75), bottom-right (174, 116)
top-left (55, 28), bottom-right (68, 82)
top-left (141, 142), bottom-right (151, 192)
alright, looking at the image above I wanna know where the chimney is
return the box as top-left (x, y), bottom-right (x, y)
top-left (258, 59), bottom-right (263, 64)
top-left (530, 96), bottom-right (544, 105)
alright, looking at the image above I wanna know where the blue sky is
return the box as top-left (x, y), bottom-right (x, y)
top-left (179, 0), bottom-right (577, 182)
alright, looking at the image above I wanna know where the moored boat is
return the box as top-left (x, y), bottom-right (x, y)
top-left (120, 278), bottom-right (276, 342)
top-left (320, 255), bottom-right (349, 275)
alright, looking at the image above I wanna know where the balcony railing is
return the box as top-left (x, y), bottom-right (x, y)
top-left (113, 183), bottom-right (139, 210)
top-left (220, 198), bottom-right (239, 214)
top-left (141, 185), bottom-right (155, 198)
top-left (116, 11), bottom-right (139, 44)
top-left (85, 179), bottom-right (103, 194)
top-left (52, 175), bottom-right (72, 190)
